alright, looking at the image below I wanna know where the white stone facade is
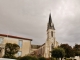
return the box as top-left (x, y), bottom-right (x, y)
top-left (44, 14), bottom-right (58, 58)
top-left (31, 14), bottom-right (59, 58)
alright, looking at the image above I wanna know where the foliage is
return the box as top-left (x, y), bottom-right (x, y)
top-left (60, 44), bottom-right (75, 58)
top-left (51, 47), bottom-right (65, 60)
top-left (3, 43), bottom-right (20, 58)
top-left (50, 57), bottom-right (56, 60)
top-left (38, 57), bottom-right (46, 60)
top-left (73, 44), bottom-right (80, 56)
top-left (66, 59), bottom-right (72, 60)
top-left (17, 55), bottom-right (38, 60)
top-left (3, 54), bottom-right (17, 59)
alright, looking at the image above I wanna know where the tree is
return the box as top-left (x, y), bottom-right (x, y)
top-left (51, 48), bottom-right (65, 60)
top-left (60, 44), bottom-right (75, 58)
top-left (3, 43), bottom-right (20, 58)
top-left (73, 44), bottom-right (80, 56)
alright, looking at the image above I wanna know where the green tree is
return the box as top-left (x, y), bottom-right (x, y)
top-left (73, 44), bottom-right (80, 57)
top-left (51, 48), bottom-right (65, 60)
top-left (60, 44), bottom-right (75, 58)
top-left (3, 43), bottom-right (20, 58)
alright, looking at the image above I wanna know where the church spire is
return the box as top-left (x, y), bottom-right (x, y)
top-left (47, 13), bottom-right (55, 30)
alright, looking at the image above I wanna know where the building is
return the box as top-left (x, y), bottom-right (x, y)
top-left (30, 45), bottom-right (41, 56)
top-left (0, 13), bottom-right (59, 58)
top-left (0, 34), bottom-right (32, 57)
top-left (44, 14), bottom-right (59, 58)
top-left (31, 14), bottom-right (59, 58)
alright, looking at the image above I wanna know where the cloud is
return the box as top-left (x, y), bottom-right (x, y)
top-left (0, 0), bottom-right (80, 46)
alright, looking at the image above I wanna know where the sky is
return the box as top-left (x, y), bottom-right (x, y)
top-left (0, 0), bottom-right (80, 46)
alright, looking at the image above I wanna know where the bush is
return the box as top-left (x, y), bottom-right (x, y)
top-left (50, 57), bottom-right (56, 60)
top-left (17, 55), bottom-right (38, 60)
top-left (3, 54), bottom-right (17, 59)
top-left (66, 58), bottom-right (73, 60)
top-left (32, 56), bottom-right (39, 60)
top-left (38, 57), bottom-right (46, 60)
top-left (3, 43), bottom-right (20, 59)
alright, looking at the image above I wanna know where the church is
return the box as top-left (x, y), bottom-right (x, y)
top-left (31, 14), bottom-right (59, 58)
top-left (0, 14), bottom-right (58, 58)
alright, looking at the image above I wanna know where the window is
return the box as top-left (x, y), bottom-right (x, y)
top-left (18, 40), bottom-right (22, 48)
top-left (51, 31), bottom-right (53, 37)
top-left (0, 38), bottom-right (3, 44)
top-left (51, 44), bottom-right (54, 50)
top-left (18, 51), bottom-right (22, 56)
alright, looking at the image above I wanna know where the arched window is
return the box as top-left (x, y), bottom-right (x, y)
top-left (51, 31), bottom-right (53, 37)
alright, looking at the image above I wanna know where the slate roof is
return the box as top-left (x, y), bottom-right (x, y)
top-left (47, 13), bottom-right (55, 30)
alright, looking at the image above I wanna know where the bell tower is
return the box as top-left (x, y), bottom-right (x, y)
top-left (45, 13), bottom-right (56, 58)
top-left (47, 13), bottom-right (55, 39)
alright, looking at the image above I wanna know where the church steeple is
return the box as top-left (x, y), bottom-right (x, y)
top-left (47, 13), bottom-right (55, 30)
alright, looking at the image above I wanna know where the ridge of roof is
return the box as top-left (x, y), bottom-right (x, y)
top-left (0, 34), bottom-right (32, 41)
